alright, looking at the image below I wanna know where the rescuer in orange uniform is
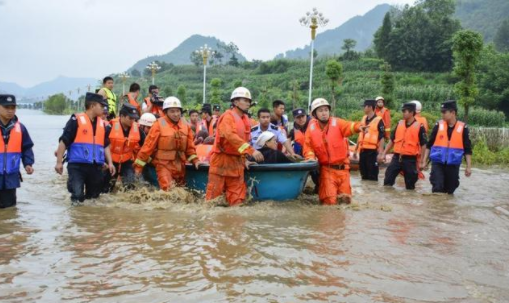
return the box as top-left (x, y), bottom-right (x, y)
top-left (205, 87), bottom-right (264, 206)
top-left (134, 97), bottom-right (199, 191)
top-left (375, 96), bottom-right (392, 139)
top-left (380, 102), bottom-right (428, 190)
top-left (105, 103), bottom-right (145, 191)
top-left (303, 98), bottom-right (365, 205)
top-left (353, 99), bottom-right (385, 181)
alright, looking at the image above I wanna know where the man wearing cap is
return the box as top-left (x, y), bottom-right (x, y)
top-left (375, 96), bottom-right (391, 139)
top-left (380, 102), bottom-right (427, 190)
top-left (134, 97), bottom-right (199, 191)
top-left (212, 104), bottom-right (221, 118)
top-left (205, 87), bottom-right (264, 206)
top-left (252, 131), bottom-right (292, 164)
top-left (104, 103), bottom-right (146, 191)
top-left (250, 108), bottom-right (297, 157)
top-left (354, 100), bottom-right (385, 181)
top-left (55, 92), bottom-right (116, 204)
top-left (421, 100), bottom-right (472, 194)
top-left (97, 77), bottom-right (117, 119)
top-left (0, 95), bottom-right (35, 208)
top-left (304, 98), bottom-right (365, 205)
top-left (143, 85), bottom-right (165, 118)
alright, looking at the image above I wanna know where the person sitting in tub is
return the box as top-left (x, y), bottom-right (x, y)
top-left (252, 131), bottom-right (293, 164)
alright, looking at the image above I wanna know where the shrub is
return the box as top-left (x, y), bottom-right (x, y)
top-left (461, 107), bottom-right (506, 127)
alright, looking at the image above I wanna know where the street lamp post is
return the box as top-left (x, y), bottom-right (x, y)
top-left (300, 8), bottom-right (328, 109)
top-left (195, 44), bottom-right (214, 104)
top-left (119, 72), bottom-right (130, 95)
top-left (76, 87), bottom-right (81, 111)
top-left (146, 62), bottom-right (161, 85)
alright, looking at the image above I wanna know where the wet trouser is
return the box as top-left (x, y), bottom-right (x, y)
top-left (0, 189), bottom-right (16, 208)
top-left (318, 166), bottom-right (352, 205)
top-left (142, 164), bottom-right (160, 189)
top-left (430, 163), bottom-right (460, 194)
top-left (206, 173), bottom-right (247, 206)
top-left (384, 154), bottom-right (419, 190)
top-left (67, 163), bottom-right (104, 202)
top-left (310, 169), bottom-right (320, 193)
top-left (156, 160), bottom-right (185, 191)
top-left (104, 160), bottom-right (136, 192)
top-left (359, 149), bottom-right (379, 181)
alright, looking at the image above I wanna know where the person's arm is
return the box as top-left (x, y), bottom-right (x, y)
top-left (379, 124), bottom-right (396, 162)
top-left (185, 125), bottom-right (199, 169)
top-left (104, 146), bottom-right (115, 176)
top-left (377, 119), bottom-right (385, 154)
top-left (418, 125), bottom-right (428, 166)
top-left (422, 124), bottom-right (439, 168)
top-left (384, 110), bottom-right (391, 138)
top-left (303, 127), bottom-right (317, 161)
top-left (55, 141), bottom-right (66, 175)
top-left (134, 122), bottom-right (160, 167)
top-left (463, 125), bottom-right (472, 177)
top-left (55, 116), bottom-right (78, 174)
top-left (20, 124), bottom-right (35, 174)
top-left (338, 118), bottom-right (361, 137)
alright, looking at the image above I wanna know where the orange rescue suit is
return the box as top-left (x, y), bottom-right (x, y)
top-left (144, 97), bottom-right (165, 117)
top-left (205, 109), bottom-right (255, 206)
top-left (109, 118), bottom-right (141, 163)
top-left (375, 107), bottom-right (391, 139)
top-left (135, 115), bottom-right (198, 191)
top-left (304, 117), bottom-right (360, 205)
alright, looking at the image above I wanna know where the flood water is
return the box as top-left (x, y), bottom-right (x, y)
top-left (1, 109), bottom-right (508, 302)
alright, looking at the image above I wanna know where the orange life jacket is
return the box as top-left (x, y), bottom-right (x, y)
top-left (68, 113), bottom-right (105, 164)
top-left (154, 117), bottom-right (190, 162)
top-left (109, 119), bottom-right (141, 163)
top-left (358, 115), bottom-right (382, 150)
top-left (0, 122), bottom-right (22, 174)
top-left (430, 120), bottom-right (465, 165)
top-left (294, 129), bottom-right (305, 147)
top-left (308, 118), bottom-right (348, 165)
top-left (393, 120), bottom-right (421, 156)
top-left (212, 109), bottom-right (251, 156)
top-left (126, 94), bottom-right (141, 116)
top-left (196, 144), bottom-right (213, 162)
top-left (415, 114), bottom-right (429, 133)
top-left (144, 97), bottom-right (165, 117)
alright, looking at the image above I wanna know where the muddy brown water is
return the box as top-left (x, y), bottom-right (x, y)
top-left (1, 109), bottom-right (508, 303)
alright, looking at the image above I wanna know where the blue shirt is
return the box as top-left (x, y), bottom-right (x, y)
top-left (250, 123), bottom-right (288, 149)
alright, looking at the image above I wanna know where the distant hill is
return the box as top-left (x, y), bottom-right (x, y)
top-left (129, 34), bottom-right (247, 72)
top-left (455, 0), bottom-right (509, 42)
top-left (0, 76), bottom-right (98, 102)
top-left (276, 4), bottom-right (391, 59)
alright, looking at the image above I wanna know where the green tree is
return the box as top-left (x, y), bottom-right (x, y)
top-left (380, 62), bottom-right (395, 108)
top-left (190, 51), bottom-right (203, 67)
top-left (374, 0), bottom-right (461, 72)
top-left (163, 86), bottom-right (173, 97)
top-left (177, 85), bottom-right (187, 104)
top-left (477, 45), bottom-right (509, 116)
top-left (374, 12), bottom-right (392, 59)
top-left (210, 78), bottom-right (223, 104)
top-left (325, 60), bottom-right (343, 113)
top-left (233, 80), bottom-right (243, 89)
top-left (44, 93), bottom-right (67, 114)
top-left (341, 39), bottom-right (358, 60)
top-left (452, 30), bottom-right (484, 122)
top-left (494, 19), bottom-right (509, 53)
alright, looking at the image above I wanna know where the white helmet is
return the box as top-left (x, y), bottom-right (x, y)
top-left (409, 100), bottom-right (422, 113)
top-left (310, 98), bottom-right (331, 115)
top-left (163, 96), bottom-right (182, 110)
top-left (230, 87), bottom-right (252, 102)
top-left (376, 96), bottom-right (385, 101)
top-left (139, 113), bottom-right (156, 127)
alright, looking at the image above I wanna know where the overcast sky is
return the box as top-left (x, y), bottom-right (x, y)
top-left (0, 0), bottom-right (415, 87)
